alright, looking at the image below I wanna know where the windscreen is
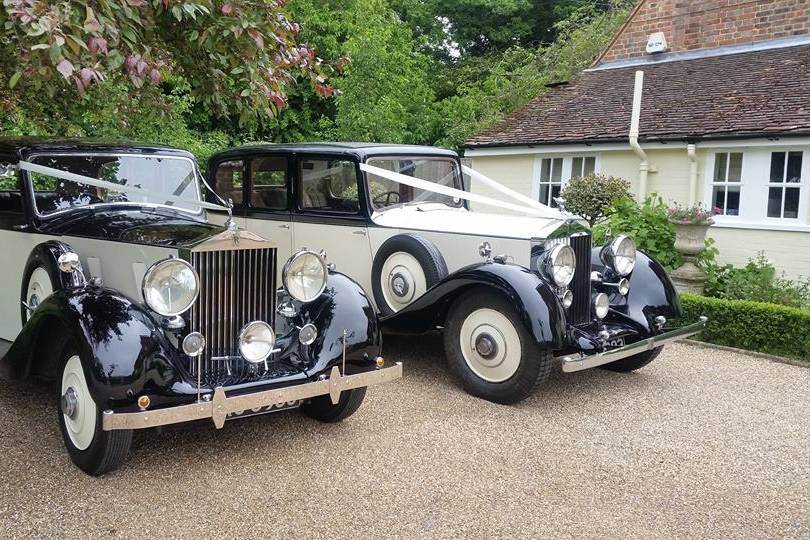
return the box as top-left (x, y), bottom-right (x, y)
top-left (29, 154), bottom-right (201, 215)
top-left (365, 157), bottom-right (464, 210)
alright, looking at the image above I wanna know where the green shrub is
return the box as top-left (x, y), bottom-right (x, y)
top-left (680, 293), bottom-right (810, 362)
top-left (593, 195), bottom-right (682, 271)
top-left (703, 252), bottom-right (810, 310)
top-left (559, 173), bottom-right (631, 227)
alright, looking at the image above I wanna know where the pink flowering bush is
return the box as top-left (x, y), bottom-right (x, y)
top-left (667, 203), bottom-right (716, 224)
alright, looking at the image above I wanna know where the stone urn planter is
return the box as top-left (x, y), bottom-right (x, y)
top-left (669, 219), bottom-right (714, 294)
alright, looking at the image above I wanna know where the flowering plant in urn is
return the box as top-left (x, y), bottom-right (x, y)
top-left (668, 203), bottom-right (716, 294)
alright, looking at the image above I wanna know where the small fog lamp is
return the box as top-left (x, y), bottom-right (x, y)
top-left (617, 278), bottom-right (630, 296)
top-left (298, 323), bottom-right (318, 346)
top-left (375, 356), bottom-right (385, 368)
top-left (182, 332), bottom-right (206, 357)
top-left (561, 290), bottom-right (574, 309)
top-left (593, 293), bottom-right (610, 319)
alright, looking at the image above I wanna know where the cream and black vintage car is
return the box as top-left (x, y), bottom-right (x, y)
top-left (207, 143), bottom-right (705, 405)
top-left (0, 139), bottom-right (401, 475)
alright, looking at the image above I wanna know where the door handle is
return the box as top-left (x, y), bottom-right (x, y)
top-left (279, 224), bottom-right (290, 229)
top-left (353, 229), bottom-right (367, 236)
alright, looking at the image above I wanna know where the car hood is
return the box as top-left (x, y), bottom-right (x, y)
top-left (39, 207), bottom-right (224, 249)
top-left (370, 204), bottom-right (571, 240)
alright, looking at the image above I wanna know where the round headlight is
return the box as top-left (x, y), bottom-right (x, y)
top-left (594, 293), bottom-right (610, 319)
top-left (239, 321), bottom-right (276, 363)
top-left (283, 250), bottom-right (328, 303)
top-left (142, 258), bottom-right (199, 317)
top-left (602, 235), bottom-right (636, 276)
top-left (539, 244), bottom-right (576, 287)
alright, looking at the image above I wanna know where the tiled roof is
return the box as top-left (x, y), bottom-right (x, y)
top-left (465, 44), bottom-right (810, 148)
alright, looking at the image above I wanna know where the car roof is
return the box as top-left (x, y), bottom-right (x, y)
top-left (0, 137), bottom-right (196, 161)
top-left (210, 142), bottom-right (459, 162)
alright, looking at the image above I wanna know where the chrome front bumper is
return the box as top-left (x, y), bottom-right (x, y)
top-left (560, 317), bottom-right (707, 373)
top-left (102, 363), bottom-right (403, 431)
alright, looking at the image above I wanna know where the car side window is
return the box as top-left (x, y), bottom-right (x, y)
top-left (249, 156), bottom-right (288, 210)
top-left (214, 160), bottom-right (244, 205)
top-left (0, 160), bottom-right (24, 227)
top-left (298, 158), bottom-right (359, 213)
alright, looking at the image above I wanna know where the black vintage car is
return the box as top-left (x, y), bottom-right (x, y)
top-left (205, 143), bottom-right (706, 404)
top-left (0, 138), bottom-right (401, 475)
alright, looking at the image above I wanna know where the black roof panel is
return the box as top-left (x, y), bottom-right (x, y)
top-left (0, 137), bottom-right (196, 161)
top-left (210, 142), bottom-right (459, 163)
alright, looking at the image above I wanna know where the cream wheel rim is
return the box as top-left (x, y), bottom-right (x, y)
top-left (380, 252), bottom-right (427, 312)
top-left (25, 267), bottom-right (53, 321)
top-left (459, 308), bottom-right (522, 383)
top-left (61, 355), bottom-right (97, 451)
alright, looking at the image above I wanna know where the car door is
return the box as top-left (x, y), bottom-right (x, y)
top-left (209, 155), bottom-right (294, 285)
top-left (243, 154), bottom-right (294, 272)
top-left (292, 155), bottom-right (374, 295)
top-left (207, 157), bottom-right (248, 230)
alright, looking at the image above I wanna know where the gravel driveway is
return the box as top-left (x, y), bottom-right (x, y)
top-left (0, 336), bottom-right (807, 539)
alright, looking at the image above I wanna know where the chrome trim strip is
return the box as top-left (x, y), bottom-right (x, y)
top-left (560, 317), bottom-right (707, 373)
top-left (102, 363), bottom-right (403, 431)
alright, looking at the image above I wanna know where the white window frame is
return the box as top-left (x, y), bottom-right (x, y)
top-left (531, 154), bottom-right (599, 206)
top-left (705, 147), bottom-right (809, 229)
top-left (709, 151), bottom-right (744, 217)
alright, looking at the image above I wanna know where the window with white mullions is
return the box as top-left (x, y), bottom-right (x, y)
top-left (538, 157), bottom-right (563, 207)
top-left (766, 151), bottom-right (803, 219)
top-left (711, 152), bottom-right (742, 216)
top-left (571, 157), bottom-right (596, 179)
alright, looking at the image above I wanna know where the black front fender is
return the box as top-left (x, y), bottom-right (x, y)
top-left (288, 271), bottom-right (382, 375)
top-left (1, 287), bottom-right (179, 410)
top-left (592, 249), bottom-right (682, 333)
top-left (381, 262), bottom-right (566, 349)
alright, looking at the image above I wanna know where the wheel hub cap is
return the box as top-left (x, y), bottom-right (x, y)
top-left (474, 334), bottom-right (498, 359)
top-left (61, 387), bottom-right (79, 419)
top-left (28, 294), bottom-right (40, 310)
top-left (390, 272), bottom-right (410, 298)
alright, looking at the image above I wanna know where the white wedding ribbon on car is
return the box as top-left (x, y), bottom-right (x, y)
top-left (359, 163), bottom-right (563, 219)
top-left (17, 160), bottom-right (229, 212)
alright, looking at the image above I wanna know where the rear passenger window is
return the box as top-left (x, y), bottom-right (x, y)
top-left (0, 161), bottom-right (24, 226)
top-left (250, 156), bottom-right (288, 210)
top-left (299, 159), bottom-right (359, 213)
top-left (214, 160), bottom-right (244, 205)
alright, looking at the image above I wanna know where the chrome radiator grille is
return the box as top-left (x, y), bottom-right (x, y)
top-left (568, 233), bottom-right (592, 325)
top-left (187, 247), bottom-right (277, 387)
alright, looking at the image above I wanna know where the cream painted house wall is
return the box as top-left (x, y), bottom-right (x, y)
top-left (467, 140), bottom-right (810, 279)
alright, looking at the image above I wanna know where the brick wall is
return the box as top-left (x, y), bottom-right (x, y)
top-left (599, 0), bottom-right (810, 63)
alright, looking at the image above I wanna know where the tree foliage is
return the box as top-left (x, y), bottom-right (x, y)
top-left (0, 0), bottom-right (331, 124)
top-left (559, 173), bottom-right (631, 227)
top-left (0, 0), bottom-right (633, 159)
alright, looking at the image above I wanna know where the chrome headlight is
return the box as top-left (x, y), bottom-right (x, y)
top-left (538, 244), bottom-right (576, 287)
top-left (142, 258), bottom-right (199, 317)
top-left (239, 321), bottom-right (276, 363)
top-left (282, 250), bottom-right (328, 303)
top-left (601, 235), bottom-right (636, 276)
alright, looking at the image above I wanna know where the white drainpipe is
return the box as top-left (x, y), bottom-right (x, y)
top-left (629, 70), bottom-right (649, 200)
top-left (687, 143), bottom-right (698, 205)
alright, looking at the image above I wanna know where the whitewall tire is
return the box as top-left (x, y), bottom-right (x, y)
top-left (379, 252), bottom-right (428, 313)
top-left (458, 308), bottom-right (522, 383)
top-left (444, 290), bottom-right (553, 404)
top-left (24, 267), bottom-right (54, 322)
top-left (371, 234), bottom-right (448, 316)
top-left (57, 344), bottom-right (133, 476)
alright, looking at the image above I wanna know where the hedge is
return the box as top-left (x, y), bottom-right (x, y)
top-left (679, 293), bottom-right (810, 362)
